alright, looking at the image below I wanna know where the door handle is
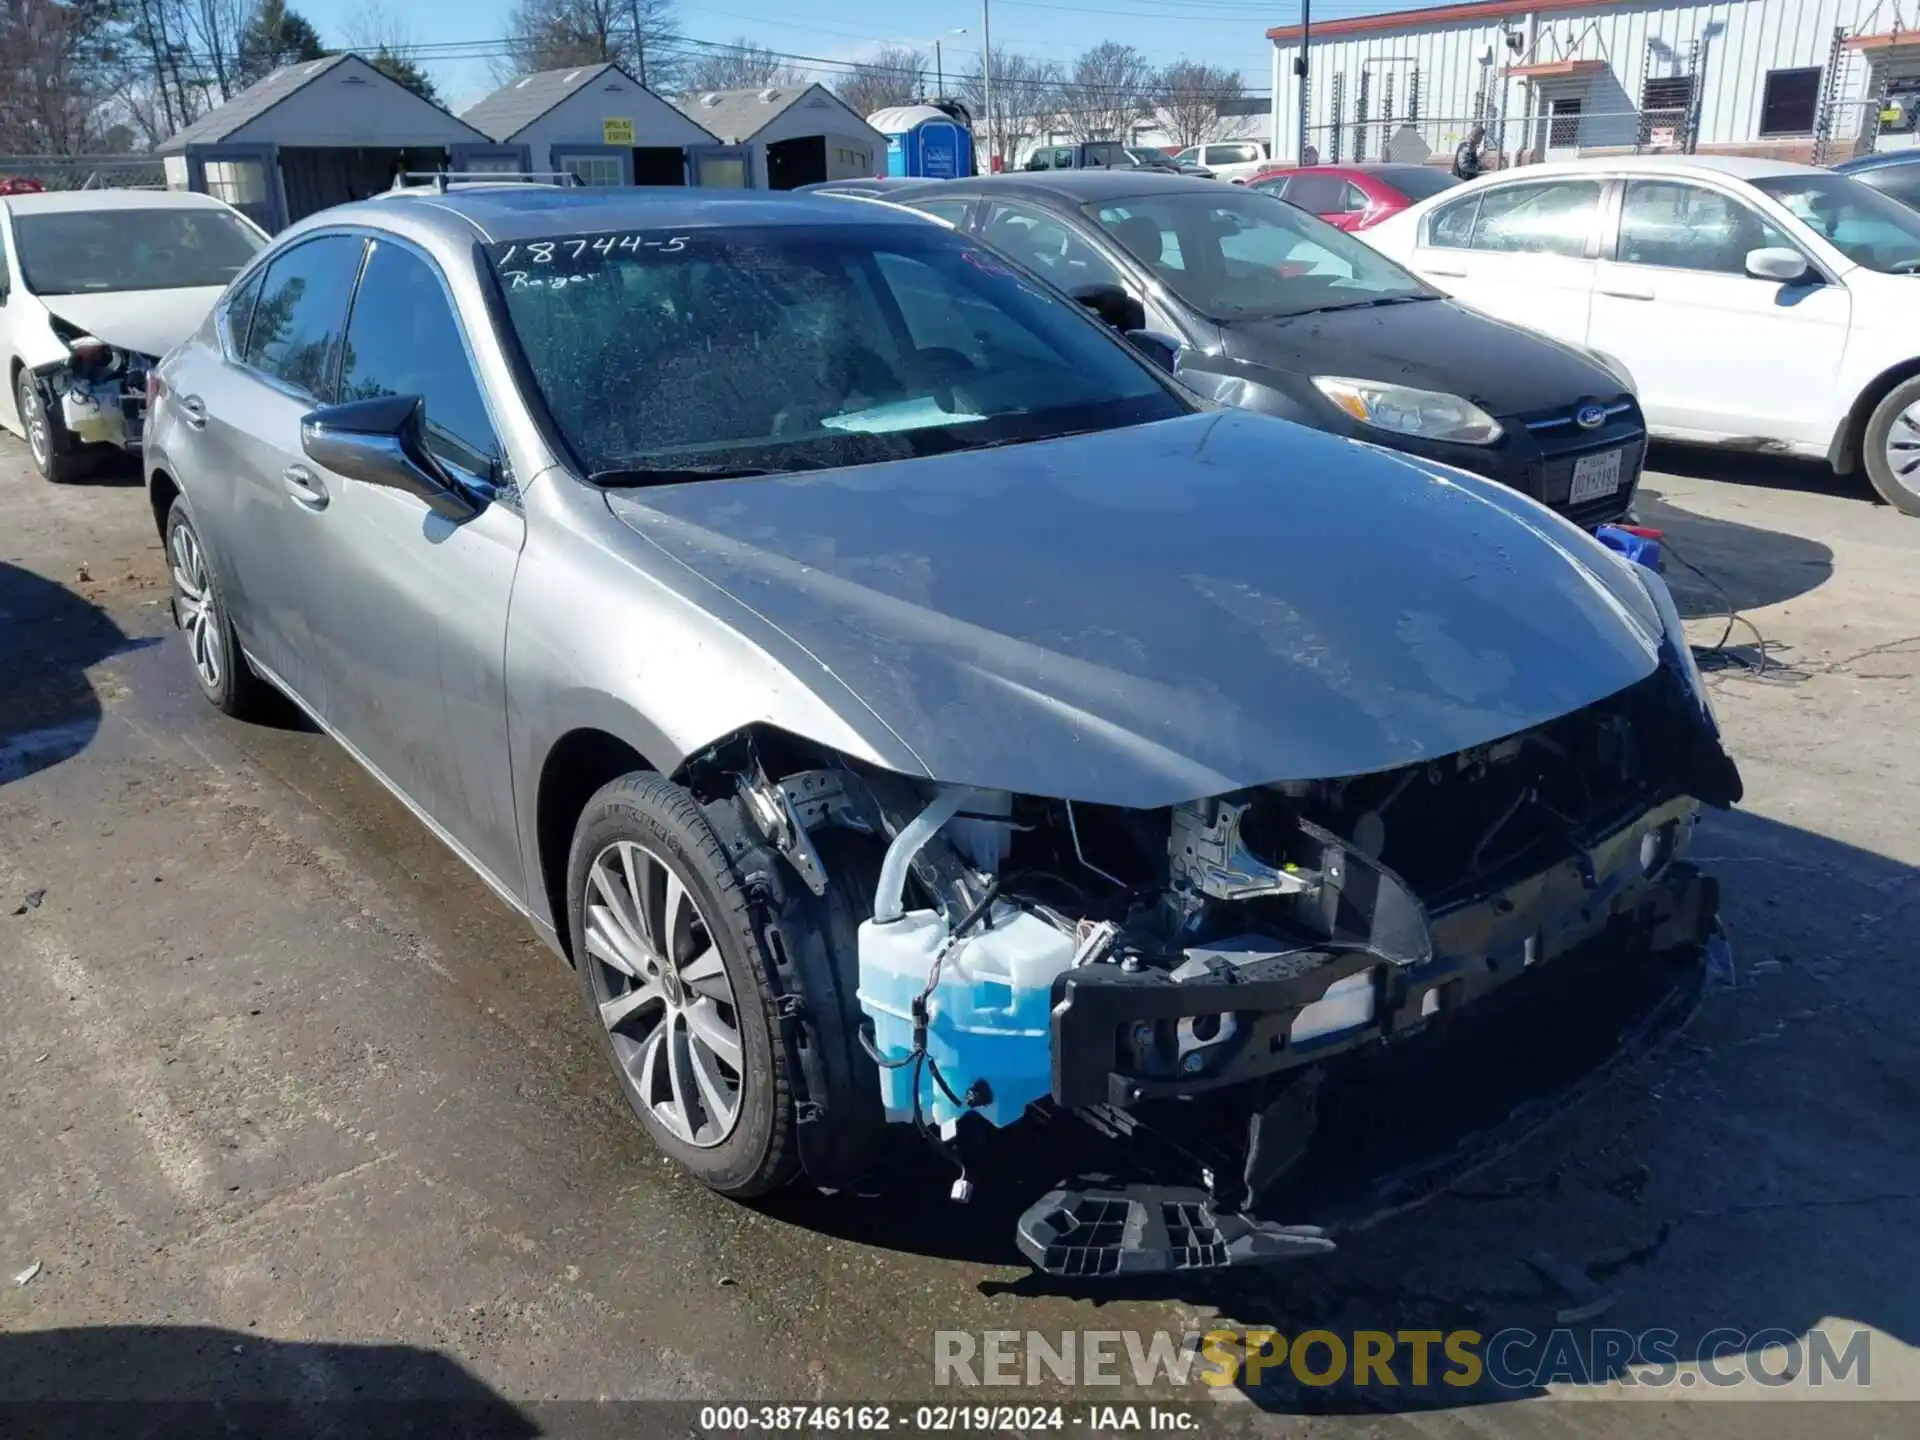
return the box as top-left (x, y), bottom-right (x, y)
top-left (1420, 263), bottom-right (1468, 277)
top-left (1598, 283), bottom-right (1655, 301)
top-left (178, 394), bottom-right (207, 429)
top-left (281, 463), bottom-right (329, 510)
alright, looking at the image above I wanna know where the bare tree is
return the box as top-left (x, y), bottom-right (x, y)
top-left (833, 45), bottom-right (925, 119)
top-left (497, 0), bottom-right (681, 91)
top-left (1154, 60), bottom-right (1242, 149)
top-left (957, 48), bottom-right (1059, 166)
top-left (1056, 41), bottom-right (1152, 143)
top-left (1, 0), bottom-right (122, 153)
top-left (343, 1), bottom-right (442, 104)
top-left (677, 39), bottom-right (804, 95)
top-left (182, 0), bottom-right (249, 103)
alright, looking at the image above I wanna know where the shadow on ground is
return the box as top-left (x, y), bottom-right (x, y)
top-left (1647, 441), bottom-right (1878, 504)
top-left (790, 808), bottom-right (1919, 1414)
top-left (1634, 482), bottom-right (1834, 619)
top-left (0, 561), bottom-right (154, 785)
top-left (0, 1325), bottom-right (536, 1438)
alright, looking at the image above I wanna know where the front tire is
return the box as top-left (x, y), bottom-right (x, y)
top-left (165, 497), bottom-right (273, 719)
top-left (16, 367), bottom-right (85, 482)
top-left (567, 772), bottom-right (799, 1197)
top-left (1862, 376), bottom-right (1920, 517)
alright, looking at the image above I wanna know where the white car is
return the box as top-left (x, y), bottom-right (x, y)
top-left (1172, 140), bottom-right (1271, 183)
top-left (1361, 155), bottom-right (1920, 515)
top-left (1, 188), bottom-right (266, 481)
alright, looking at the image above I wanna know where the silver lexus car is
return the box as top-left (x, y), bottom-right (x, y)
top-left (145, 185), bottom-right (1740, 1277)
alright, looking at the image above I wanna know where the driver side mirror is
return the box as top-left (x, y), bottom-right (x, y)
top-left (1124, 330), bottom-right (1182, 374)
top-left (1070, 281), bottom-right (1146, 333)
top-left (301, 394), bottom-right (478, 521)
top-left (1746, 246), bottom-right (1811, 284)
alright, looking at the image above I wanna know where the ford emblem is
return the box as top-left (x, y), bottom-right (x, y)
top-left (1575, 403), bottom-right (1607, 430)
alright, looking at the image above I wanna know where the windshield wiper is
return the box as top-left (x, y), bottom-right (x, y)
top-left (590, 464), bottom-right (784, 487)
top-left (1274, 294), bottom-right (1434, 318)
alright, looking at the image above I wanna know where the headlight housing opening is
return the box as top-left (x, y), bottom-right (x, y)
top-left (1312, 376), bottom-right (1505, 446)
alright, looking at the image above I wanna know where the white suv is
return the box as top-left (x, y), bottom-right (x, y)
top-left (1362, 154), bottom-right (1920, 514)
top-left (1173, 140), bottom-right (1271, 183)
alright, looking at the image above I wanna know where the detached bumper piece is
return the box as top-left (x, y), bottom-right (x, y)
top-left (1016, 1183), bottom-right (1335, 1278)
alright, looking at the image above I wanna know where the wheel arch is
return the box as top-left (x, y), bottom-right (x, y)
top-left (1830, 358), bottom-right (1920, 474)
top-left (148, 465), bottom-right (181, 541)
top-left (533, 724), bottom-right (663, 963)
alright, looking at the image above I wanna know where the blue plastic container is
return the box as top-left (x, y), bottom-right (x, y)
top-left (1596, 523), bottom-right (1663, 572)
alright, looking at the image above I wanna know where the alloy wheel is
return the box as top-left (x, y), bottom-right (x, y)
top-left (17, 372), bottom-right (49, 469)
top-left (583, 840), bottom-right (743, 1148)
top-left (1883, 402), bottom-right (1920, 503)
top-left (168, 523), bottom-right (224, 693)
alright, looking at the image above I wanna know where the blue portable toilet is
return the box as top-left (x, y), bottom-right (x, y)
top-left (868, 105), bottom-right (975, 179)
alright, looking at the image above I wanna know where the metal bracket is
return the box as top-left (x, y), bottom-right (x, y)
top-left (1168, 799), bottom-right (1320, 908)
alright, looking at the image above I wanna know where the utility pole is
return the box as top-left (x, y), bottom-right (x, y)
top-left (936, 38), bottom-right (945, 100)
top-left (981, 0), bottom-right (995, 170)
top-left (628, 0), bottom-right (648, 85)
top-left (1295, 0), bottom-right (1312, 163)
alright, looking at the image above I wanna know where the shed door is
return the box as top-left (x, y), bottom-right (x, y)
top-left (450, 143), bottom-right (532, 176)
top-left (687, 144), bottom-right (754, 188)
top-left (185, 144), bottom-right (285, 232)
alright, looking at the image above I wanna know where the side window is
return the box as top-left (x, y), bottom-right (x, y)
top-left (337, 240), bottom-right (498, 477)
top-left (217, 267), bottom-right (265, 358)
top-left (1342, 183), bottom-right (1371, 213)
top-left (980, 202), bottom-right (1124, 289)
top-left (242, 235), bottom-right (366, 399)
top-left (1615, 180), bottom-right (1797, 274)
top-left (906, 198), bottom-right (972, 227)
top-left (1428, 194), bottom-right (1481, 248)
top-left (1469, 180), bottom-right (1602, 258)
top-left (1282, 173), bottom-right (1348, 213)
top-left (1228, 144), bottom-right (1263, 165)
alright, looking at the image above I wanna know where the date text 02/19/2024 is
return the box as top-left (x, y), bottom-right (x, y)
top-left (697, 1404), bottom-right (1202, 1431)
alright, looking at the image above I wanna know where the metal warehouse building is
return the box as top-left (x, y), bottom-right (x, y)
top-left (1267, 0), bottom-right (1920, 171)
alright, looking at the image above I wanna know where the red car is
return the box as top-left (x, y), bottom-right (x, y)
top-left (1246, 163), bottom-right (1458, 232)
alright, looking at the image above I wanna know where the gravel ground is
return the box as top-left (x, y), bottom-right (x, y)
top-left (2, 437), bottom-right (1916, 1435)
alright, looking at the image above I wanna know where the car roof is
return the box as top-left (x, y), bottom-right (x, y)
top-left (889, 170), bottom-right (1222, 205)
top-left (1463, 154), bottom-right (1820, 184)
top-left (1834, 150), bottom-right (1920, 173)
top-left (1, 187), bottom-right (238, 215)
top-left (310, 185), bottom-right (921, 243)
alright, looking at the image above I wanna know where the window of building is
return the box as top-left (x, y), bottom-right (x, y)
top-left (560, 153), bottom-right (625, 186)
top-left (1759, 67), bottom-right (1822, 137)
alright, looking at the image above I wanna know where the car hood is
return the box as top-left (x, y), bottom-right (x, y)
top-left (1221, 297), bottom-right (1624, 416)
top-left (39, 287), bottom-right (226, 360)
top-left (608, 411), bottom-right (1663, 808)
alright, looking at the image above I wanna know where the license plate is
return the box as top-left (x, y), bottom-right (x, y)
top-left (1569, 448), bottom-right (1623, 504)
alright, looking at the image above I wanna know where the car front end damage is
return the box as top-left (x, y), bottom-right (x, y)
top-left (31, 316), bottom-right (154, 454)
top-left (683, 626), bottom-right (1740, 1278)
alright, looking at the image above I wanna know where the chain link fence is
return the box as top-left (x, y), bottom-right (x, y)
top-left (0, 156), bottom-right (169, 192)
top-left (1303, 108), bottom-right (1698, 170)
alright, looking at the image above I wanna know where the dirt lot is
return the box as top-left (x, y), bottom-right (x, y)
top-left (2, 437), bottom-right (1918, 1434)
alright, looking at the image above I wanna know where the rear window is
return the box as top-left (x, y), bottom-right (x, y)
top-left (1376, 166), bottom-right (1458, 201)
top-left (13, 207), bottom-right (263, 295)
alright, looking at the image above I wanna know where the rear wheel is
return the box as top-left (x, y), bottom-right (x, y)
top-left (1862, 376), bottom-right (1920, 517)
top-left (16, 367), bottom-right (84, 482)
top-left (567, 772), bottom-right (799, 1197)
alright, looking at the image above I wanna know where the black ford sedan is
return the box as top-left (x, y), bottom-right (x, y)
top-left (881, 172), bottom-right (1645, 528)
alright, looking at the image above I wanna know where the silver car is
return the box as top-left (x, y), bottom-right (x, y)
top-left (145, 186), bottom-right (1739, 1276)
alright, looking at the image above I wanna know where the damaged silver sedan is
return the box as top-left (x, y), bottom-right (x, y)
top-left (144, 186), bottom-right (1741, 1277)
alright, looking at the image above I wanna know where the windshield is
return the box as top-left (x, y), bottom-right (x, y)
top-left (1751, 173), bottom-right (1920, 272)
top-left (487, 222), bottom-right (1184, 479)
top-left (13, 207), bottom-right (264, 296)
top-left (1083, 186), bottom-right (1431, 320)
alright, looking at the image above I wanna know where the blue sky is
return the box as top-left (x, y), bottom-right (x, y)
top-left (291, 0), bottom-right (1406, 113)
